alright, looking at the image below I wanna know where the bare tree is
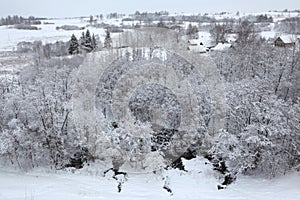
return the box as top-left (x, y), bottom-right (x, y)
top-left (236, 20), bottom-right (257, 45)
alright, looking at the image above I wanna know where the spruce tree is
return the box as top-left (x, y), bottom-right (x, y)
top-left (84, 29), bottom-right (93, 52)
top-left (80, 32), bottom-right (86, 47)
top-left (79, 29), bottom-right (93, 53)
top-left (91, 33), bottom-right (97, 50)
top-left (68, 34), bottom-right (79, 55)
top-left (104, 30), bottom-right (112, 48)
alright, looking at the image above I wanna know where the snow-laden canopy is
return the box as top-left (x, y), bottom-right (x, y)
top-left (72, 28), bottom-right (226, 168)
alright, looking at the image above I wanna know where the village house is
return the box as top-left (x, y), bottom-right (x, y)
top-left (211, 42), bottom-right (232, 51)
top-left (187, 39), bottom-right (206, 53)
top-left (274, 35), bottom-right (298, 47)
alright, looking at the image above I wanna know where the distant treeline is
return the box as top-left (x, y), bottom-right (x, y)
top-left (274, 17), bottom-right (300, 34)
top-left (121, 11), bottom-right (273, 24)
top-left (0, 15), bottom-right (46, 26)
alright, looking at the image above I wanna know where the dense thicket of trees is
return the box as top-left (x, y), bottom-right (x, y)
top-left (0, 55), bottom-right (84, 170)
top-left (274, 17), bottom-right (300, 34)
top-left (210, 40), bottom-right (300, 177)
top-left (209, 23), bottom-right (232, 43)
top-left (186, 24), bottom-right (199, 39)
top-left (0, 22), bottom-right (299, 180)
top-left (0, 15), bottom-right (42, 26)
top-left (79, 29), bottom-right (96, 52)
top-left (68, 29), bottom-right (99, 54)
top-left (17, 40), bottom-right (70, 58)
top-left (256, 14), bottom-right (273, 23)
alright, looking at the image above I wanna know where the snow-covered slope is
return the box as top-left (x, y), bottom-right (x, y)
top-left (0, 157), bottom-right (299, 200)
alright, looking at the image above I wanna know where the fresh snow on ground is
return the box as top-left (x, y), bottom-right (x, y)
top-left (0, 18), bottom-right (106, 51)
top-left (0, 11), bottom-right (299, 51)
top-left (0, 157), bottom-right (299, 200)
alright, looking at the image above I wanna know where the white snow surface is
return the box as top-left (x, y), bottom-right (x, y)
top-left (0, 18), bottom-right (106, 51)
top-left (212, 43), bottom-right (232, 51)
top-left (0, 11), bottom-right (299, 51)
top-left (0, 157), bottom-right (299, 200)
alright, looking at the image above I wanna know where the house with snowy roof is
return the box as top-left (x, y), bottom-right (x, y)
top-left (187, 38), bottom-right (215, 53)
top-left (211, 42), bottom-right (232, 51)
top-left (187, 45), bottom-right (207, 53)
top-left (188, 39), bottom-right (201, 46)
top-left (274, 35), bottom-right (298, 48)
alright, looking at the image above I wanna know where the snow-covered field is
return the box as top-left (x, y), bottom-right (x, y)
top-left (0, 157), bottom-right (299, 200)
top-left (0, 11), bottom-right (299, 51)
top-left (0, 18), bottom-right (107, 51)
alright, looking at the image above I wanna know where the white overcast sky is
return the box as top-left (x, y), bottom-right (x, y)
top-left (1, 0), bottom-right (300, 18)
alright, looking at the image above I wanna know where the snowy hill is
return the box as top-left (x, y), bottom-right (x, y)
top-left (0, 157), bottom-right (299, 200)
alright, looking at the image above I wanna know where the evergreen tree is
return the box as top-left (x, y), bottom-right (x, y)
top-left (85, 29), bottom-right (93, 51)
top-left (80, 32), bottom-right (86, 47)
top-left (80, 29), bottom-right (93, 52)
top-left (78, 30), bottom-right (98, 53)
top-left (104, 30), bottom-right (112, 48)
top-left (91, 33), bottom-right (97, 50)
top-left (68, 34), bottom-right (79, 55)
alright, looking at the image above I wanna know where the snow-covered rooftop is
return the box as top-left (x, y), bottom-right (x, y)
top-left (278, 35), bottom-right (299, 44)
top-left (188, 39), bottom-right (200, 45)
top-left (211, 43), bottom-right (232, 51)
top-left (188, 45), bottom-right (207, 53)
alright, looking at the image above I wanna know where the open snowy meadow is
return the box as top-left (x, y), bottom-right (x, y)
top-left (1, 157), bottom-right (299, 200)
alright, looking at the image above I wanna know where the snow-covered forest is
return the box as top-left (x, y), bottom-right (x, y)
top-left (0, 9), bottom-right (300, 199)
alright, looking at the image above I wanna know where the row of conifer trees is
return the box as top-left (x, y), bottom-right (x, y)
top-left (68, 29), bottom-right (112, 54)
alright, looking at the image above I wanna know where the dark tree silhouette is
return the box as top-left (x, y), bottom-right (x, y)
top-left (104, 30), bottom-right (112, 48)
top-left (68, 34), bottom-right (79, 55)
